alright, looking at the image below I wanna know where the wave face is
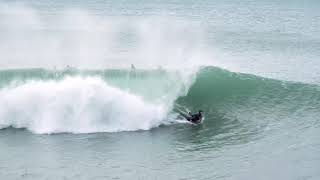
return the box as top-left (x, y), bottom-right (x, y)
top-left (0, 67), bottom-right (319, 134)
top-left (176, 67), bottom-right (320, 128)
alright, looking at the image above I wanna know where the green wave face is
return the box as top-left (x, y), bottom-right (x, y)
top-left (178, 66), bottom-right (320, 111)
top-left (174, 67), bottom-right (320, 142)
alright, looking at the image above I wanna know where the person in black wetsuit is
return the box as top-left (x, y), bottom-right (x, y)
top-left (186, 110), bottom-right (203, 123)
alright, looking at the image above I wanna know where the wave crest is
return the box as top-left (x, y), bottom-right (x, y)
top-left (0, 77), bottom-right (167, 134)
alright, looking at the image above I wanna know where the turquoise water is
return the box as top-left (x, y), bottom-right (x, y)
top-left (0, 0), bottom-right (320, 179)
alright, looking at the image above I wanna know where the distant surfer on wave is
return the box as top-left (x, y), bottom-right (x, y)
top-left (181, 110), bottom-right (203, 124)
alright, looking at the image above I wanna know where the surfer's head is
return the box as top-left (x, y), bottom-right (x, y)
top-left (199, 110), bottom-right (203, 114)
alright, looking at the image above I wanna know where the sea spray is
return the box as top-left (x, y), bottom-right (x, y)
top-left (0, 3), bottom-right (211, 69)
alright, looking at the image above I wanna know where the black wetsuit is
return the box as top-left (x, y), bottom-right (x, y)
top-left (187, 112), bottom-right (202, 123)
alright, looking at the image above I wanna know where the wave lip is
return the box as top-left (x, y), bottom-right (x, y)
top-left (0, 77), bottom-right (167, 134)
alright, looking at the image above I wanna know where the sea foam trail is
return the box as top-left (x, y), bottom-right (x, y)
top-left (0, 77), bottom-right (167, 134)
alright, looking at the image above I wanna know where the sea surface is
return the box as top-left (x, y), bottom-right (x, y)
top-left (0, 0), bottom-right (320, 179)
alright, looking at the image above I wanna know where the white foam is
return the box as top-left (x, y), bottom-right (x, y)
top-left (0, 77), bottom-right (168, 134)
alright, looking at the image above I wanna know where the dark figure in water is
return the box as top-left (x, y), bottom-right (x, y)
top-left (185, 110), bottom-right (203, 123)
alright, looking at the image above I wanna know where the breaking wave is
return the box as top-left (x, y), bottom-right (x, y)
top-left (0, 67), bottom-right (319, 134)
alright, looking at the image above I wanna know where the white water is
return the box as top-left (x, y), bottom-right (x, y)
top-left (0, 77), bottom-right (169, 134)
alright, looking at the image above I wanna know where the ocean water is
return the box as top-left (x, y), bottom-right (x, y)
top-left (0, 0), bottom-right (320, 179)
